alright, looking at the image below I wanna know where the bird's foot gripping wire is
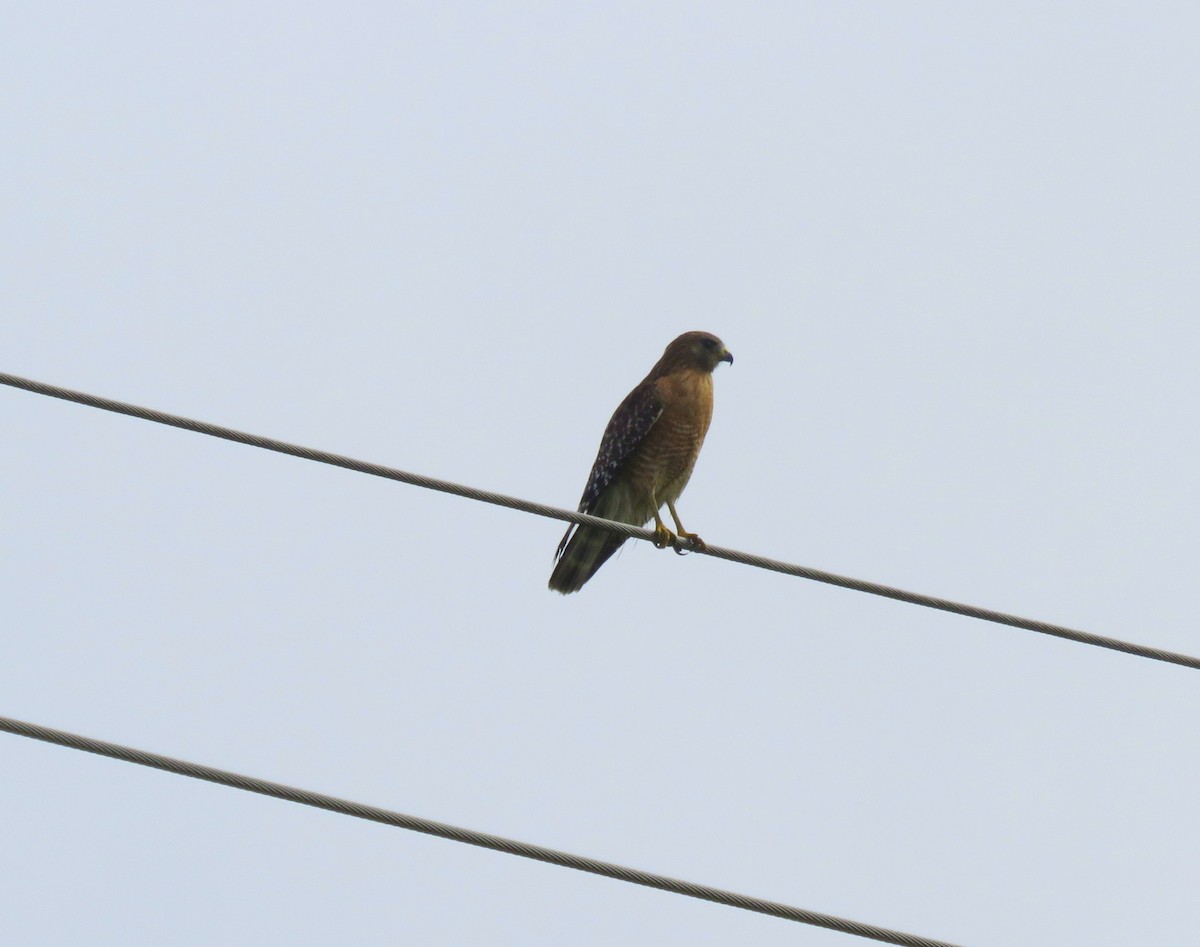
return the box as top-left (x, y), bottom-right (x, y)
top-left (652, 520), bottom-right (678, 550)
top-left (663, 502), bottom-right (705, 554)
top-left (651, 516), bottom-right (704, 555)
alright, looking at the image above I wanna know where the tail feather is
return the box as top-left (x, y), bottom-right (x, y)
top-left (549, 483), bottom-right (647, 594)
top-left (548, 525), bottom-right (627, 594)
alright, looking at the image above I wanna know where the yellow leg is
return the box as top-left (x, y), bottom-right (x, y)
top-left (666, 501), bottom-right (706, 551)
top-left (651, 510), bottom-right (677, 549)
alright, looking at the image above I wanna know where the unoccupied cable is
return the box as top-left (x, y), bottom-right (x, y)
top-left (0, 714), bottom-right (967, 947)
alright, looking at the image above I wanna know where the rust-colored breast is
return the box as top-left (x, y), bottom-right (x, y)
top-left (625, 370), bottom-right (714, 507)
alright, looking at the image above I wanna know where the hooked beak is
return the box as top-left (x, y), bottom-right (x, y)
top-left (720, 347), bottom-right (734, 366)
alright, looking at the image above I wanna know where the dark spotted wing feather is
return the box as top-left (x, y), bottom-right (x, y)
top-left (576, 381), bottom-right (663, 514)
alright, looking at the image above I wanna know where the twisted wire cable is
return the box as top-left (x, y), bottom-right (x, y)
top-left (0, 714), bottom-right (966, 947)
top-left (3, 370), bottom-right (1195, 670)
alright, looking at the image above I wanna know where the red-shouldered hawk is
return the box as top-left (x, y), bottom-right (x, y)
top-left (549, 331), bottom-right (733, 594)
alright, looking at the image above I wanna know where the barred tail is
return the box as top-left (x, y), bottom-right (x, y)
top-left (548, 524), bottom-right (627, 594)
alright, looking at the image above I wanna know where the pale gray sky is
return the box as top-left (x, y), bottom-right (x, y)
top-left (4, 4), bottom-right (1199, 945)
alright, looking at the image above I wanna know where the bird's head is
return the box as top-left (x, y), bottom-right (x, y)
top-left (664, 331), bottom-right (734, 373)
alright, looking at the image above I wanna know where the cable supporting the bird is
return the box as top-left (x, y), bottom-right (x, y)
top-left (0, 714), bottom-right (964, 947)
top-left (2, 370), bottom-right (1196, 671)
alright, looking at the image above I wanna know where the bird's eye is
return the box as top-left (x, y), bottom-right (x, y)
top-left (702, 338), bottom-right (717, 349)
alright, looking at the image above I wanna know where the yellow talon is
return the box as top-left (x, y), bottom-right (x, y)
top-left (651, 513), bottom-right (677, 549)
top-left (665, 501), bottom-right (705, 551)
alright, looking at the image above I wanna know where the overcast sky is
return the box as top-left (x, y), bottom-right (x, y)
top-left (4, 4), bottom-right (1199, 945)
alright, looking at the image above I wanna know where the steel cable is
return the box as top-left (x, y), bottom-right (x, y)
top-left (3, 370), bottom-right (1195, 670)
top-left (0, 714), bottom-right (966, 947)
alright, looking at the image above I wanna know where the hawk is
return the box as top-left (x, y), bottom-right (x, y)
top-left (549, 331), bottom-right (733, 594)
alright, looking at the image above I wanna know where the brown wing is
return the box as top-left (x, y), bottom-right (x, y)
top-left (549, 383), bottom-right (663, 591)
top-left (574, 381), bottom-right (664, 516)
